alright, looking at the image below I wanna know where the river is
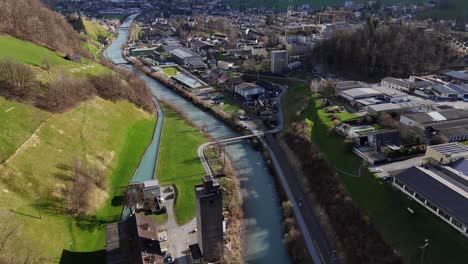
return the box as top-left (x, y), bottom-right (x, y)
top-left (104, 15), bottom-right (291, 264)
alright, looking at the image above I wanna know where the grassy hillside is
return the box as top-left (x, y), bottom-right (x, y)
top-left (83, 20), bottom-right (111, 42)
top-left (83, 20), bottom-right (112, 59)
top-left (156, 105), bottom-right (207, 224)
top-left (0, 97), bottom-right (51, 163)
top-left (0, 97), bottom-right (155, 261)
top-left (0, 34), bottom-right (108, 78)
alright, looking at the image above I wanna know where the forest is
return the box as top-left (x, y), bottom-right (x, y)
top-left (313, 18), bottom-right (456, 81)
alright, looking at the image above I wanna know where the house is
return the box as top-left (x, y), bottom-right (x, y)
top-left (127, 180), bottom-right (163, 213)
top-left (234, 82), bottom-right (265, 101)
top-left (393, 165), bottom-right (468, 237)
top-left (355, 129), bottom-right (400, 152)
top-left (217, 61), bottom-right (234, 70)
top-left (352, 129), bottom-right (400, 164)
top-left (106, 214), bottom-right (165, 264)
top-left (190, 39), bottom-right (215, 56)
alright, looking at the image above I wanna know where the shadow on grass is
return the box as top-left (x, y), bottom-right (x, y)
top-left (111, 195), bottom-right (124, 207)
top-left (59, 249), bottom-right (105, 264)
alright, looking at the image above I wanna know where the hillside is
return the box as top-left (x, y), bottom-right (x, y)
top-left (0, 2), bottom-right (158, 263)
top-left (0, 0), bottom-right (87, 57)
top-left (0, 97), bottom-right (155, 263)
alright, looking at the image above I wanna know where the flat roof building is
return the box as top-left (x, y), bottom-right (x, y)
top-left (393, 166), bottom-right (468, 237)
top-left (400, 109), bottom-right (468, 143)
top-left (425, 142), bottom-right (468, 164)
top-left (234, 82), bottom-right (265, 101)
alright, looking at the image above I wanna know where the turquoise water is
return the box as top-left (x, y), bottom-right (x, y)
top-left (104, 15), bottom-right (291, 264)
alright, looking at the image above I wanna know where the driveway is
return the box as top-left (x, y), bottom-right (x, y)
top-left (369, 156), bottom-right (424, 177)
top-left (160, 186), bottom-right (197, 264)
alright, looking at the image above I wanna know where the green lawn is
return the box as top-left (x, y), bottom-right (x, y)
top-left (156, 104), bottom-right (207, 224)
top-left (161, 67), bottom-right (179, 76)
top-left (284, 86), bottom-right (468, 263)
top-left (219, 96), bottom-right (242, 115)
top-left (0, 97), bottom-right (155, 261)
top-left (0, 97), bottom-right (51, 163)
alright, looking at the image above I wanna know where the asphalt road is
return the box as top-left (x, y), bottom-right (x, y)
top-left (263, 134), bottom-right (338, 264)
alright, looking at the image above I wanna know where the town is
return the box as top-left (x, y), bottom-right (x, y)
top-left (1, 0), bottom-right (468, 264)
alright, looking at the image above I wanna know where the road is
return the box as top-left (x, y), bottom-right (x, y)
top-left (263, 134), bottom-right (337, 264)
top-left (197, 83), bottom-right (336, 263)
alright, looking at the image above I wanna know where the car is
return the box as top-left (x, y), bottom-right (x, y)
top-left (238, 115), bottom-right (251, 121)
top-left (370, 168), bottom-right (383, 173)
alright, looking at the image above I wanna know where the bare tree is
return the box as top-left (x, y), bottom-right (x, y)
top-left (0, 58), bottom-right (36, 98)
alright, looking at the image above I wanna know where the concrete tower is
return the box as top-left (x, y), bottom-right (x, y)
top-left (195, 175), bottom-right (223, 262)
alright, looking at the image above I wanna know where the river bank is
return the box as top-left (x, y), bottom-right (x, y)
top-left (106, 15), bottom-right (291, 263)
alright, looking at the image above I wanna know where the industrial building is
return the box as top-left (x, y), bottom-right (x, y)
top-left (424, 142), bottom-right (468, 165)
top-left (381, 77), bottom-right (432, 92)
top-left (400, 109), bottom-right (468, 143)
top-left (169, 48), bottom-right (206, 69)
top-left (393, 165), bottom-right (468, 237)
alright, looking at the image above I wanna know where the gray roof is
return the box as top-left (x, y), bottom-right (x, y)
top-left (443, 70), bottom-right (468, 81)
top-left (428, 142), bottom-right (468, 156)
top-left (340, 88), bottom-right (382, 98)
top-left (170, 48), bottom-right (198, 59)
top-left (402, 109), bottom-right (468, 125)
top-left (395, 166), bottom-right (468, 225)
top-left (367, 103), bottom-right (402, 112)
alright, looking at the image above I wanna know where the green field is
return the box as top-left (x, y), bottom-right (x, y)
top-left (0, 97), bottom-right (51, 163)
top-left (156, 105), bottom-right (207, 224)
top-left (161, 67), bottom-right (179, 76)
top-left (0, 97), bottom-right (155, 261)
top-left (282, 85), bottom-right (468, 264)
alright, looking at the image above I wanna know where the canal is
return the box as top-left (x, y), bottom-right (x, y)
top-left (104, 15), bottom-right (291, 264)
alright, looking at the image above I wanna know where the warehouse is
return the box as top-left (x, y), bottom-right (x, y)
top-left (393, 165), bottom-right (468, 237)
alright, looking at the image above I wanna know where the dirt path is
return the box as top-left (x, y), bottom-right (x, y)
top-left (1, 116), bottom-right (53, 166)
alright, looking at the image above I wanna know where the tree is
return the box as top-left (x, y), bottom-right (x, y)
top-left (0, 58), bottom-right (36, 98)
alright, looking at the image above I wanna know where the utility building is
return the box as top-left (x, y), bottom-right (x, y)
top-left (194, 176), bottom-right (223, 262)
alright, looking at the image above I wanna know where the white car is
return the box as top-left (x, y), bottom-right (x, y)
top-left (370, 168), bottom-right (383, 173)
